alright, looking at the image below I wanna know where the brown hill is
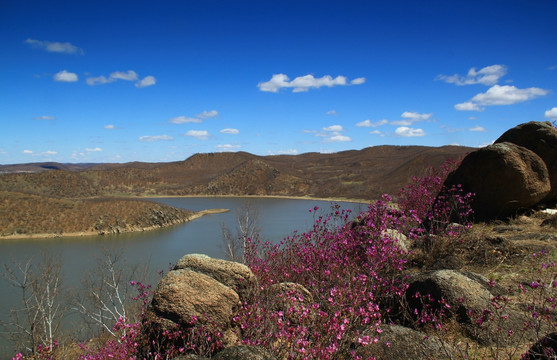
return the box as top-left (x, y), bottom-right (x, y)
top-left (0, 146), bottom-right (472, 201)
top-left (0, 191), bottom-right (195, 237)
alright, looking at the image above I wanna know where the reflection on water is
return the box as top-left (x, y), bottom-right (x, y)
top-left (0, 197), bottom-right (367, 356)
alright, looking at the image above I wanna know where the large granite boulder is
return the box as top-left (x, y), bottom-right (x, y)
top-left (146, 254), bottom-right (256, 351)
top-left (444, 142), bottom-right (550, 221)
top-left (151, 268), bottom-right (240, 328)
top-left (495, 121), bottom-right (557, 202)
top-left (174, 254), bottom-right (256, 301)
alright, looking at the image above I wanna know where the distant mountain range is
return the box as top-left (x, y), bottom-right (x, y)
top-left (0, 145), bottom-right (472, 201)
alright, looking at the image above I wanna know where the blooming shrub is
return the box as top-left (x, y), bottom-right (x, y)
top-left (237, 199), bottom-right (412, 359)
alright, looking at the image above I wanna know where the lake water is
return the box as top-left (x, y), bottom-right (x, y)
top-left (0, 197), bottom-right (367, 357)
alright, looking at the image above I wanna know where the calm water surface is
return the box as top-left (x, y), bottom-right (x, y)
top-left (0, 197), bottom-right (367, 356)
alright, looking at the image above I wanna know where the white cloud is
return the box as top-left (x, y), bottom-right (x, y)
top-left (395, 126), bottom-right (426, 137)
top-left (138, 135), bottom-right (174, 142)
top-left (104, 124), bottom-right (115, 129)
top-left (23, 149), bottom-right (57, 156)
top-left (110, 70), bottom-right (138, 81)
top-left (85, 147), bottom-right (102, 152)
top-left (184, 130), bottom-right (210, 140)
top-left (25, 38), bottom-right (84, 55)
top-left (350, 77), bottom-right (366, 85)
top-left (197, 110), bottom-right (218, 119)
top-left (170, 110), bottom-right (218, 124)
top-left (455, 85), bottom-right (549, 111)
top-left (544, 107), bottom-right (557, 120)
top-left (86, 70), bottom-right (156, 88)
top-left (326, 110), bottom-right (338, 116)
top-left (169, 116), bottom-right (202, 124)
top-left (217, 144), bottom-right (241, 152)
top-left (220, 128), bottom-right (239, 134)
top-left (390, 120), bottom-right (413, 126)
top-left (87, 75), bottom-right (112, 86)
top-left (54, 70), bottom-right (78, 82)
top-left (401, 111), bottom-right (433, 121)
top-left (356, 120), bottom-right (372, 127)
top-left (269, 149), bottom-right (299, 155)
top-left (469, 126), bottom-right (487, 132)
top-left (437, 65), bottom-right (507, 86)
top-left (35, 115), bottom-right (55, 120)
top-left (323, 125), bottom-right (344, 132)
top-left (369, 130), bottom-right (382, 135)
top-left (371, 119), bottom-right (389, 127)
top-left (136, 75), bottom-right (156, 88)
top-left (326, 134), bottom-right (352, 142)
top-left (258, 73), bottom-right (365, 93)
top-left (454, 102), bottom-right (483, 111)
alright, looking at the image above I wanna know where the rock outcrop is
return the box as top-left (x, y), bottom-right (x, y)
top-left (444, 141), bottom-right (551, 221)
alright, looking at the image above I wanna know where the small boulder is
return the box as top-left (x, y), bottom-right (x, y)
top-left (444, 142), bottom-right (550, 221)
top-left (406, 270), bottom-right (534, 345)
top-left (212, 345), bottom-right (277, 360)
top-left (523, 332), bottom-right (557, 359)
top-left (406, 270), bottom-right (492, 324)
top-left (355, 324), bottom-right (456, 360)
top-left (495, 121), bottom-right (557, 201)
top-left (261, 282), bottom-right (314, 324)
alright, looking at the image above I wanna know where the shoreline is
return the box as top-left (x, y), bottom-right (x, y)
top-left (0, 208), bottom-right (229, 241)
top-left (142, 194), bottom-right (371, 204)
top-left (0, 195), bottom-right (371, 241)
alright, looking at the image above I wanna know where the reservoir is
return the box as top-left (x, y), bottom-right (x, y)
top-left (0, 197), bottom-right (367, 357)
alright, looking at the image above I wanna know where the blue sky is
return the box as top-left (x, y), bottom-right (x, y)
top-left (1, 0), bottom-right (556, 164)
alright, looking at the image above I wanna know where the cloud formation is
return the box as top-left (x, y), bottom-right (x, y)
top-left (85, 147), bottom-right (102, 152)
top-left (35, 115), bottom-right (56, 120)
top-left (22, 149), bottom-right (58, 156)
top-left (455, 85), bottom-right (549, 111)
top-left (545, 107), bottom-right (557, 120)
top-left (169, 116), bottom-right (202, 124)
top-left (25, 38), bottom-right (84, 55)
top-left (358, 119), bottom-right (388, 128)
top-left (395, 126), bottom-right (426, 137)
top-left (220, 128), bottom-right (239, 134)
top-left (258, 73), bottom-right (365, 93)
top-left (217, 144), bottom-right (241, 152)
top-left (469, 126), bottom-right (487, 132)
top-left (138, 135), bottom-right (173, 142)
top-left (170, 110), bottom-right (218, 124)
top-left (319, 125), bottom-right (352, 142)
top-left (54, 70), bottom-right (78, 82)
top-left (437, 65), bottom-right (507, 86)
top-left (86, 70), bottom-right (156, 88)
top-left (184, 130), bottom-right (210, 140)
top-left (197, 110), bottom-right (218, 119)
